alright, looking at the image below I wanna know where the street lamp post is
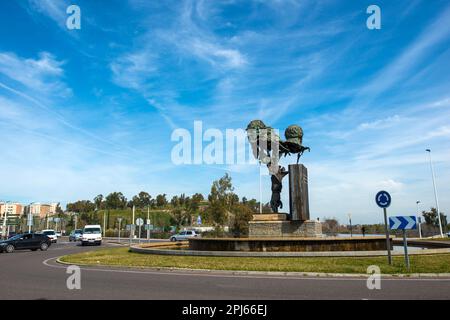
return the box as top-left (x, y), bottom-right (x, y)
top-left (1, 202), bottom-right (7, 240)
top-left (416, 201), bottom-right (422, 239)
top-left (348, 213), bottom-right (352, 237)
top-left (426, 149), bottom-right (443, 237)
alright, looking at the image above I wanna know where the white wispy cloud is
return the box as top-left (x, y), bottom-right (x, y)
top-left (110, 51), bottom-right (158, 90)
top-left (345, 4), bottom-right (450, 112)
top-left (0, 51), bottom-right (71, 97)
top-left (156, 0), bottom-right (248, 71)
top-left (189, 38), bottom-right (247, 69)
top-left (27, 0), bottom-right (68, 28)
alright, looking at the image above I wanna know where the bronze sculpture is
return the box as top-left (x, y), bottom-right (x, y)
top-left (246, 120), bottom-right (310, 213)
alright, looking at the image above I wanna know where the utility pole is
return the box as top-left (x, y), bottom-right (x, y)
top-left (426, 149), bottom-right (443, 237)
top-left (348, 213), bottom-right (352, 237)
top-left (103, 211), bottom-right (106, 237)
top-left (147, 206), bottom-right (150, 241)
top-left (416, 201), bottom-right (422, 239)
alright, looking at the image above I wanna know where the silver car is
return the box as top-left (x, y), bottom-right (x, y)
top-left (170, 230), bottom-right (199, 242)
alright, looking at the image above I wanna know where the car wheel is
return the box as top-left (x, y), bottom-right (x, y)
top-left (5, 244), bottom-right (14, 253)
top-left (170, 237), bottom-right (176, 242)
top-left (97, 241), bottom-right (102, 246)
top-left (40, 243), bottom-right (49, 251)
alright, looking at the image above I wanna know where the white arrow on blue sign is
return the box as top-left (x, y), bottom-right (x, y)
top-left (389, 216), bottom-right (417, 230)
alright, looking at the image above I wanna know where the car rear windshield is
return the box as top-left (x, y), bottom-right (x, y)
top-left (43, 231), bottom-right (55, 235)
top-left (83, 228), bottom-right (101, 234)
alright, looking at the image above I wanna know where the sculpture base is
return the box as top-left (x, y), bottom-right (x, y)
top-left (249, 214), bottom-right (322, 238)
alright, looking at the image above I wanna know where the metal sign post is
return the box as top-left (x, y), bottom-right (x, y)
top-left (127, 224), bottom-right (133, 246)
top-left (389, 216), bottom-right (417, 270)
top-left (403, 230), bottom-right (410, 269)
top-left (146, 219), bottom-right (151, 240)
top-left (136, 218), bottom-right (144, 244)
top-left (117, 218), bottom-right (122, 243)
top-left (27, 213), bottom-right (33, 233)
top-left (376, 191), bottom-right (392, 265)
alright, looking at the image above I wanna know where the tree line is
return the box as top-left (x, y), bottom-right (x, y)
top-left (65, 173), bottom-right (268, 236)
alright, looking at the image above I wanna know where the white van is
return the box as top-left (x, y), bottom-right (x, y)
top-left (81, 225), bottom-right (102, 246)
top-left (42, 229), bottom-right (58, 243)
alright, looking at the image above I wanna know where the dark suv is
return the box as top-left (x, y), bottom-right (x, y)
top-left (0, 233), bottom-right (52, 253)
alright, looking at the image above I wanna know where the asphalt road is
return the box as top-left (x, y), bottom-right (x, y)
top-left (1, 238), bottom-right (450, 300)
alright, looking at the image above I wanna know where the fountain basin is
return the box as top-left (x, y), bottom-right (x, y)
top-left (188, 236), bottom-right (392, 252)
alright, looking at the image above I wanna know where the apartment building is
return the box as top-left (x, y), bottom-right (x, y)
top-left (0, 202), bottom-right (24, 218)
top-left (27, 202), bottom-right (60, 219)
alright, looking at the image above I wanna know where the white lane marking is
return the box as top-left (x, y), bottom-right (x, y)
top-left (42, 257), bottom-right (450, 282)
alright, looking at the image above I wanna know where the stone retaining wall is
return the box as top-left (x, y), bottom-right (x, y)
top-left (249, 219), bottom-right (323, 238)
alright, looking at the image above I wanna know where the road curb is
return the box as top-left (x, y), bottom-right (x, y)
top-left (55, 256), bottom-right (450, 279)
top-left (129, 243), bottom-right (450, 258)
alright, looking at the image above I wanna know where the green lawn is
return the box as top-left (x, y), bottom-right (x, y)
top-left (59, 247), bottom-right (450, 274)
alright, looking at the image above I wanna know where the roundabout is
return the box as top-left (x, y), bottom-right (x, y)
top-left (128, 239), bottom-right (450, 258)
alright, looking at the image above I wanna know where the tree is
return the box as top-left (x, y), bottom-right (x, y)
top-left (170, 195), bottom-right (180, 208)
top-left (207, 173), bottom-right (235, 227)
top-left (93, 194), bottom-right (103, 210)
top-left (66, 200), bottom-right (96, 213)
top-left (423, 208), bottom-right (447, 230)
top-left (171, 208), bottom-right (190, 228)
top-left (131, 196), bottom-right (141, 208)
top-left (229, 204), bottom-right (254, 237)
top-left (244, 198), bottom-right (259, 212)
top-left (322, 218), bottom-right (339, 235)
top-left (55, 203), bottom-right (64, 215)
top-left (138, 191), bottom-right (151, 208)
top-left (156, 194), bottom-right (168, 208)
top-left (207, 202), bottom-right (227, 227)
top-left (105, 192), bottom-right (127, 209)
top-left (208, 173), bottom-right (234, 208)
top-left (179, 193), bottom-right (187, 207)
top-left (190, 193), bottom-right (204, 211)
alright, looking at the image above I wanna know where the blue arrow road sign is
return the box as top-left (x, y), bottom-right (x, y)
top-left (376, 191), bottom-right (391, 208)
top-left (389, 216), bottom-right (417, 230)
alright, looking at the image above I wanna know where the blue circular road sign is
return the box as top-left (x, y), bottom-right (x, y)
top-left (375, 191), bottom-right (391, 208)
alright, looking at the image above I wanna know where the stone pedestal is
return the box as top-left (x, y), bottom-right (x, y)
top-left (289, 164), bottom-right (309, 221)
top-left (249, 214), bottom-right (322, 238)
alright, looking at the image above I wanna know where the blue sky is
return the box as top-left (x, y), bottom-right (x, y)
top-left (0, 0), bottom-right (449, 224)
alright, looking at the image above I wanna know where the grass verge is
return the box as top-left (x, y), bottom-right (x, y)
top-left (59, 247), bottom-right (450, 274)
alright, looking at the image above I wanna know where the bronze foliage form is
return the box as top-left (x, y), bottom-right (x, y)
top-left (246, 120), bottom-right (310, 213)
